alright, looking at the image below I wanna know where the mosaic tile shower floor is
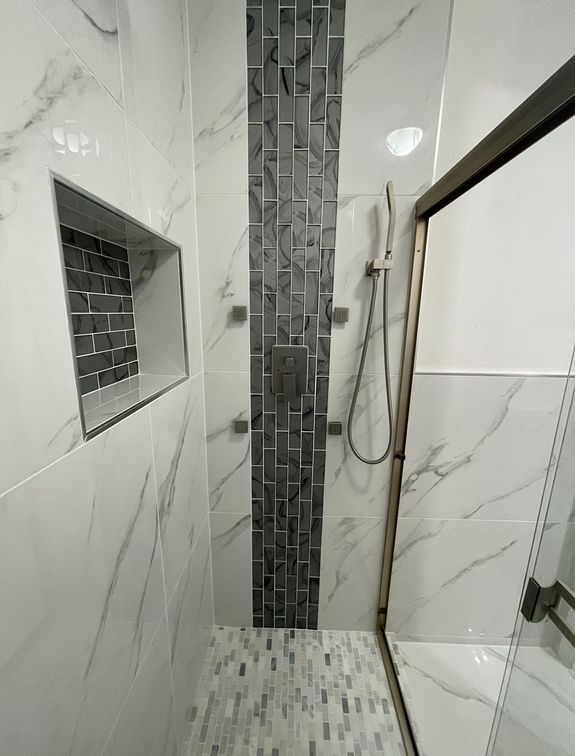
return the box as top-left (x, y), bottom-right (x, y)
top-left (186, 627), bottom-right (404, 756)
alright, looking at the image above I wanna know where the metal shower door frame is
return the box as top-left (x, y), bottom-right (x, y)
top-left (374, 53), bottom-right (575, 756)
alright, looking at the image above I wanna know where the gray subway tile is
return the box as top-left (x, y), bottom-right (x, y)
top-left (294, 96), bottom-right (310, 147)
top-left (263, 150), bottom-right (278, 198)
top-left (278, 124), bottom-right (294, 174)
top-left (263, 0), bottom-right (279, 35)
top-left (249, 123), bottom-right (264, 174)
top-left (263, 38), bottom-right (279, 94)
top-left (248, 67), bottom-right (263, 121)
top-left (247, 8), bottom-right (263, 66)
top-left (325, 96), bottom-right (341, 148)
top-left (295, 37), bottom-right (311, 94)
top-left (293, 150), bottom-right (309, 199)
top-left (311, 6), bottom-right (328, 65)
top-left (327, 36), bottom-right (344, 95)
top-left (279, 7), bottom-right (295, 65)
top-left (296, 0), bottom-right (312, 35)
top-left (279, 66), bottom-right (294, 121)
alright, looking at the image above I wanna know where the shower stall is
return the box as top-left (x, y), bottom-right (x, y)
top-left (377, 54), bottom-right (575, 756)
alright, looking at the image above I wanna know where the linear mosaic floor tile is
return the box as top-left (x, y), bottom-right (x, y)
top-left (185, 627), bottom-right (404, 755)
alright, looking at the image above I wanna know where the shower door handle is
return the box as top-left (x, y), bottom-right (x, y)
top-left (521, 577), bottom-right (575, 650)
top-left (271, 345), bottom-right (308, 405)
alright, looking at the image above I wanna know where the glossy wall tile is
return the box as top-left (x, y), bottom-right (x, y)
top-left (0, 1), bottom-right (213, 754)
top-left (60, 224), bottom-right (139, 395)
top-left (246, 0), bottom-right (346, 630)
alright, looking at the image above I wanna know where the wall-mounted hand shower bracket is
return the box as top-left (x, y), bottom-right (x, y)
top-left (347, 180), bottom-right (396, 465)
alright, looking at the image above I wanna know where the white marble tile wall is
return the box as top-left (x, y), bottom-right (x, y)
top-left (386, 0), bottom-right (575, 649)
top-left (434, 0), bottom-right (575, 179)
top-left (338, 0), bottom-right (452, 197)
top-left (0, 0), bottom-right (213, 753)
top-left (318, 0), bottom-right (452, 631)
top-left (188, 0), bottom-right (252, 626)
top-left (400, 375), bottom-right (565, 522)
top-left (417, 119), bottom-right (575, 376)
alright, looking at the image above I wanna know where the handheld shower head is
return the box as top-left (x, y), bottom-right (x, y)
top-left (385, 180), bottom-right (396, 256)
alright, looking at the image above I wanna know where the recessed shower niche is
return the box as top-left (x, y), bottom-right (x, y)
top-left (53, 178), bottom-right (189, 437)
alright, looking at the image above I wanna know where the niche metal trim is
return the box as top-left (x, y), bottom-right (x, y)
top-left (49, 171), bottom-right (190, 441)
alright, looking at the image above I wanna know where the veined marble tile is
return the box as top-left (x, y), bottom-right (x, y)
top-left (400, 375), bottom-right (564, 521)
top-left (126, 120), bottom-right (203, 378)
top-left (118, 0), bottom-right (193, 181)
top-left (417, 119), bottom-right (575, 376)
top-left (389, 640), bottom-right (508, 756)
top-left (435, 0), bottom-right (575, 179)
top-left (324, 373), bottom-right (398, 518)
top-left (150, 376), bottom-right (209, 598)
top-left (101, 616), bottom-right (178, 756)
top-left (387, 518), bottom-right (535, 640)
top-left (30, 0), bottom-right (123, 102)
top-left (338, 0), bottom-right (451, 196)
top-left (197, 194), bottom-right (250, 372)
top-left (0, 408), bottom-right (164, 756)
top-left (318, 516), bottom-right (385, 631)
top-left (167, 515), bottom-right (214, 746)
top-left (330, 195), bottom-right (415, 377)
top-left (491, 644), bottom-right (575, 756)
top-left (210, 512), bottom-right (253, 626)
top-left (188, 0), bottom-right (248, 195)
top-left (204, 372), bottom-right (251, 514)
top-left (0, 0), bottom-right (131, 495)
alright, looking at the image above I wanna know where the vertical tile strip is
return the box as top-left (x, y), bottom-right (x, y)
top-left (247, 0), bottom-right (345, 629)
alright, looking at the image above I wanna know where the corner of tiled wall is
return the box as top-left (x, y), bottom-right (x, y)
top-left (318, 0), bottom-right (453, 631)
top-left (188, 0), bottom-right (253, 628)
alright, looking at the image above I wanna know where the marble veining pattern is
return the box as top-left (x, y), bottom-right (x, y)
top-left (247, 0), bottom-right (347, 630)
top-left (401, 374), bottom-right (564, 521)
top-left (388, 517), bottom-right (534, 640)
top-left (338, 0), bottom-right (452, 196)
top-left (0, 3), bottom-right (213, 755)
top-left (186, 626), bottom-right (403, 755)
top-left (389, 637), bottom-right (575, 756)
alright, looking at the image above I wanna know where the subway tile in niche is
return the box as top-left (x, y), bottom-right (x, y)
top-left (246, 0), bottom-right (345, 629)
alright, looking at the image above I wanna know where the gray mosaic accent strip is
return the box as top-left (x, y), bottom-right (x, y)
top-left (186, 627), bottom-right (404, 755)
top-left (60, 225), bottom-right (139, 395)
top-left (247, 0), bottom-right (345, 630)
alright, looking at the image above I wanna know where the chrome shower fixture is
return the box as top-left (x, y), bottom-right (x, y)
top-left (365, 181), bottom-right (396, 276)
top-left (347, 180), bottom-right (396, 465)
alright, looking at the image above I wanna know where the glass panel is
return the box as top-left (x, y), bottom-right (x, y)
top-left (488, 368), bottom-right (575, 755)
top-left (385, 114), bottom-right (575, 756)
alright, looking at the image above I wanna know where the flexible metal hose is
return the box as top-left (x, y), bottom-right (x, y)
top-left (346, 268), bottom-right (393, 464)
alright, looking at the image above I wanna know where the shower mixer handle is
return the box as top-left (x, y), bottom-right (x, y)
top-left (271, 345), bottom-right (308, 405)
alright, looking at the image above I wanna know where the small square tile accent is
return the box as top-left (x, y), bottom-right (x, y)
top-left (247, 0), bottom-right (346, 629)
top-left (185, 627), bottom-right (404, 756)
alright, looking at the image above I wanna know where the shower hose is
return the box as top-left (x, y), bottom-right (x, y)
top-left (346, 267), bottom-right (394, 464)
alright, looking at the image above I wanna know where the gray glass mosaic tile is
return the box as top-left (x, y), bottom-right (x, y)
top-left (187, 628), bottom-right (404, 756)
top-left (295, 36), bottom-right (311, 93)
top-left (247, 0), bottom-right (346, 630)
top-left (60, 225), bottom-right (138, 394)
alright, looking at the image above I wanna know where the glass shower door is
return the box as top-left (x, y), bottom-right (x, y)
top-left (489, 371), bottom-right (575, 755)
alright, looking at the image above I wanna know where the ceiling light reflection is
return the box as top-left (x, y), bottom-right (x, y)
top-left (386, 126), bottom-right (423, 157)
